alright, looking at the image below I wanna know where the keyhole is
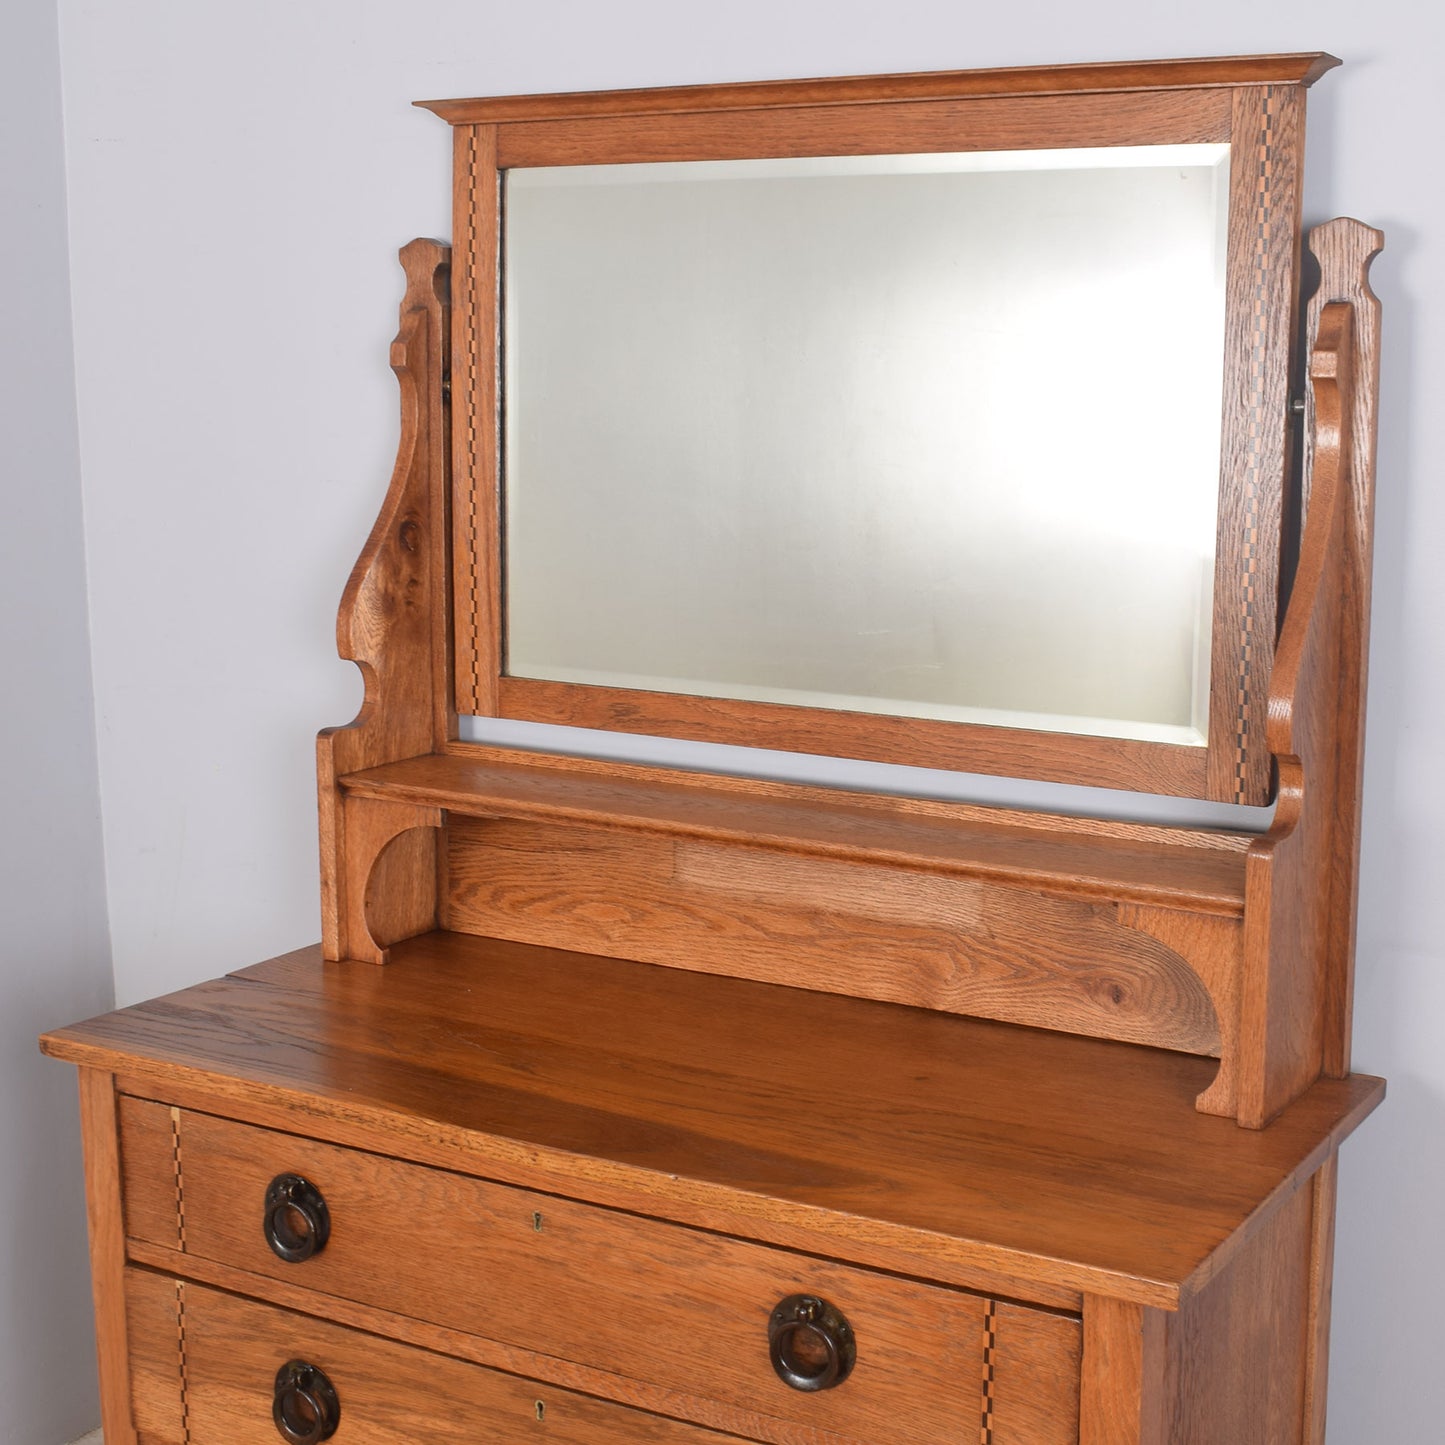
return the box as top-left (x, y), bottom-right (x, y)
top-left (534, 1400), bottom-right (546, 1421)
top-left (532, 1211), bottom-right (544, 1232)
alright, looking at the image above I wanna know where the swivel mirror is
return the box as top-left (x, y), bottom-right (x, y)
top-left (426, 54), bottom-right (1335, 802)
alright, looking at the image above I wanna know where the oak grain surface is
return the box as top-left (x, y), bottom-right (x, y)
top-left (42, 933), bottom-right (1381, 1311)
top-left (126, 1269), bottom-right (745, 1444)
top-left (123, 1101), bottom-right (1077, 1445)
top-left (1080, 1297), bottom-right (1166, 1444)
top-left (417, 54), bottom-right (1338, 124)
top-left (78, 1071), bottom-right (139, 1445)
top-left (492, 90), bottom-right (1231, 172)
top-left (317, 241), bottom-right (451, 961)
top-left (343, 750), bottom-right (1252, 914)
top-left (1158, 1178), bottom-right (1314, 1441)
top-left (443, 816), bottom-right (1228, 1055)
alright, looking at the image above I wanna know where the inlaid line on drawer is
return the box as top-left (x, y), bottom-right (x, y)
top-left (168, 1105), bottom-right (187, 1253)
top-left (172, 1278), bottom-right (192, 1445)
top-left (981, 1297), bottom-right (998, 1444)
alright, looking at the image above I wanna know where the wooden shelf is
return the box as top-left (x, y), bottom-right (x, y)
top-left (339, 750), bottom-right (1253, 916)
top-left (41, 931), bottom-right (1380, 1311)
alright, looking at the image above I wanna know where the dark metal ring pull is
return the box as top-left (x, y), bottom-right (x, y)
top-left (768, 1294), bottom-right (856, 1392)
top-left (272, 1360), bottom-right (341, 1444)
top-left (263, 1174), bottom-right (331, 1263)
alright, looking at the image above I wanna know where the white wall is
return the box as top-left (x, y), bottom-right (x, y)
top-left (54, 2), bottom-right (1442, 1440)
top-left (1, 3), bottom-right (113, 1443)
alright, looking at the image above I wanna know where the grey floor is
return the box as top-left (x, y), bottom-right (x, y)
top-left (68, 1433), bottom-right (102, 1444)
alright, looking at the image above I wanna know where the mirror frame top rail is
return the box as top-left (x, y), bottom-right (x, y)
top-left (422, 54), bottom-right (1340, 804)
top-left (416, 54), bottom-right (1339, 124)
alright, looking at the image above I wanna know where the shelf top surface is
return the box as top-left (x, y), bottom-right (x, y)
top-left (43, 931), bottom-right (1380, 1309)
top-left (340, 748), bottom-right (1253, 915)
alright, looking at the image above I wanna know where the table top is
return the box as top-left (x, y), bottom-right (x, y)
top-left (42, 929), bottom-right (1382, 1310)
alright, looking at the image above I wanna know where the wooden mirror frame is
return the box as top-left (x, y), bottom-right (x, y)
top-left (421, 53), bottom-right (1339, 804)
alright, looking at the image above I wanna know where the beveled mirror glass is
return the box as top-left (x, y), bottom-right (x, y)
top-left (503, 146), bottom-right (1230, 747)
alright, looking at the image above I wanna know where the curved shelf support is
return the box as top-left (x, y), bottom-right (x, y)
top-left (341, 801), bottom-right (443, 965)
top-left (1117, 905), bottom-right (1240, 1117)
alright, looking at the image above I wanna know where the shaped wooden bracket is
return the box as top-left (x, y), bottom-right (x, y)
top-left (318, 239), bottom-right (453, 961)
top-left (1236, 218), bottom-right (1383, 1127)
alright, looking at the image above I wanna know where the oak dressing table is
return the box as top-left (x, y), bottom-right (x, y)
top-left (44, 52), bottom-right (1385, 1445)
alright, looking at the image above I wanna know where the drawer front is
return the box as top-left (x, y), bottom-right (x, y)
top-left (122, 1098), bottom-right (1080, 1444)
top-left (126, 1268), bottom-right (740, 1444)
